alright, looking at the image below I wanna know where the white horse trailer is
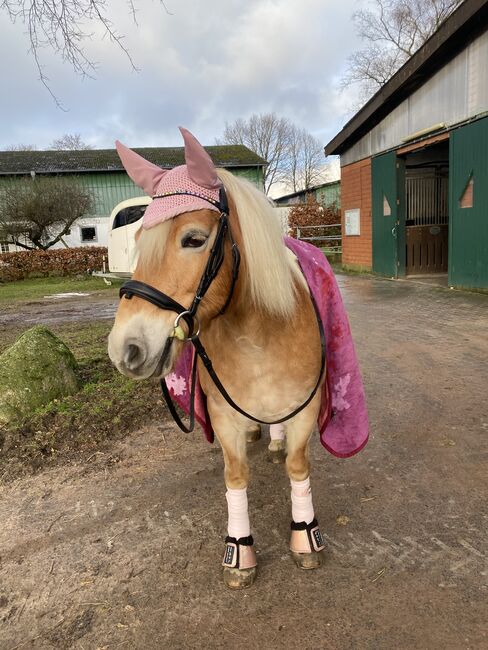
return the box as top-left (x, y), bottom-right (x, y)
top-left (94, 196), bottom-right (151, 281)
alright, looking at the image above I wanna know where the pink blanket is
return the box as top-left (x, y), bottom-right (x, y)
top-left (165, 238), bottom-right (369, 458)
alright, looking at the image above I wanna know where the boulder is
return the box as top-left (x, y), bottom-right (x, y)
top-left (0, 326), bottom-right (80, 425)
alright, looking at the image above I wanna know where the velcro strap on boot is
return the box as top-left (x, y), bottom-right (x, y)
top-left (222, 535), bottom-right (257, 569)
top-left (290, 518), bottom-right (326, 553)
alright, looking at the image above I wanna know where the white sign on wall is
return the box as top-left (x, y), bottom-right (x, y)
top-left (345, 209), bottom-right (360, 236)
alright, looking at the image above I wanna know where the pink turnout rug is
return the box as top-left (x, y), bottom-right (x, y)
top-left (165, 238), bottom-right (369, 458)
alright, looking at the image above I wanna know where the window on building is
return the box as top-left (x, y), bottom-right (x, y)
top-left (1, 241), bottom-right (10, 253)
top-left (80, 226), bottom-right (97, 242)
top-left (383, 195), bottom-right (391, 216)
top-left (459, 174), bottom-right (473, 209)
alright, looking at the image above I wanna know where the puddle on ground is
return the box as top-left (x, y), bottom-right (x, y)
top-left (44, 292), bottom-right (91, 299)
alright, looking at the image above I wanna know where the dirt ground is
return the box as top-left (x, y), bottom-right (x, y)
top-left (0, 291), bottom-right (118, 328)
top-left (0, 275), bottom-right (487, 650)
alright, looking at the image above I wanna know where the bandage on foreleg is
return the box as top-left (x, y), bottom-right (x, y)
top-left (226, 487), bottom-right (251, 539)
top-left (290, 477), bottom-right (314, 525)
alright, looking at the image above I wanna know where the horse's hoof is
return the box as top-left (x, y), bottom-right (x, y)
top-left (267, 440), bottom-right (286, 463)
top-left (246, 427), bottom-right (261, 443)
top-left (291, 550), bottom-right (322, 570)
top-left (290, 518), bottom-right (325, 569)
top-left (268, 447), bottom-right (287, 463)
top-left (223, 566), bottom-right (257, 589)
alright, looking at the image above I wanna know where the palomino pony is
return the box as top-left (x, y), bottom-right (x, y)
top-left (108, 128), bottom-right (367, 589)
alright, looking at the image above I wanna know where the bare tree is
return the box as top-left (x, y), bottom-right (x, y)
top-left (218, 113), bottom-right (325, 195)
top-left (0, 0), bottom-right (173, 106)
top-left (50, 134), bottom-right (93, 150)
top-left (342, 0), bottom-right (463, 106)
top-left (286, 128), bottom-right (324, 193)
top-left (5, 144), bottom-right (37, 151)
top-left (0, 176), bottom-right (92, 250)
top-left (218, 114), bottom-right (293, 194)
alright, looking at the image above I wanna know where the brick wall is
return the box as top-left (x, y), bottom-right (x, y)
top-left (341, 158), bottom-right (372, 268)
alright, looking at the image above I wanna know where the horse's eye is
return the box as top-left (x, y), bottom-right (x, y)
top-left (181, 234), bottom-right (207, 248)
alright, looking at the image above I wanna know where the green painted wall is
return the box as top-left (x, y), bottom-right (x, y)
top-left (449, 117), bottom-right (488, 289)
top-left (315, 181), bottom-right (340, 208)
top-left (0, 166), bottom-right (265, 219)
top-left (232, 167), bottom-right (264, 188)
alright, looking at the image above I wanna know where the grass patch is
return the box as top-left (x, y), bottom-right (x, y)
top-left (0, 275), bottom-right (121, 304)
top-left (0, 319), bottom-right (167, 480)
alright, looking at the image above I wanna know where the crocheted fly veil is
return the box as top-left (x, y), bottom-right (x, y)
top-left (115, 127), bottom-right (222, 228)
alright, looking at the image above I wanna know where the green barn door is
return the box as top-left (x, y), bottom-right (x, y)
top-left (372, 151), bottom-right (404, 277)
top-left (449, 117), bottom-right (488, 289)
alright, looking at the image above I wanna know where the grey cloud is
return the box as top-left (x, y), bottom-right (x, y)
top-left (0, 0), bottom-right (362, 150)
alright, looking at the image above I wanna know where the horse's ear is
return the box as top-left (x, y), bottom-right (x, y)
top-left (115, 140), bottom-right (167, 196)
top-left (179, 127), bottom-right (222, 190)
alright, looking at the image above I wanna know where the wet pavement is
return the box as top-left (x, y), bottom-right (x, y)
top-left (0, 273), bottom-right (487, 649)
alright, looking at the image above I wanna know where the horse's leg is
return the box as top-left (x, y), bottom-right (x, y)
top-left (268, 423), bottom-right (286, 463)
top-left (285, 405), bottom-right (325, 569)
top-left (212, 417), bottom-right (257, 589)
top-left (245, 424), bottom-right (261, 443)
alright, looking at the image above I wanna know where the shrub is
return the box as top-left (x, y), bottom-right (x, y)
top-left (288, 195), bottom-right (341, 247)
top-left (0, 246), bottom-right (107, 282)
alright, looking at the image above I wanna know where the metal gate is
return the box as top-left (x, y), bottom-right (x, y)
top-left (405, 169), bottom-right (448, 275)
top-left (296, 224), bottom-right (342, 254)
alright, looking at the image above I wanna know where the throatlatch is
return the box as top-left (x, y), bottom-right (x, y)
top-left (119, 187), bottom-right (326, 433)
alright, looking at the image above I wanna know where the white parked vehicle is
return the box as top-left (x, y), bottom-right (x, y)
top-left (94, 196), bottom-right (151, 281)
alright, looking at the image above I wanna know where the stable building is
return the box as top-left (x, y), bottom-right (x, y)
top-left (325, 0), bottom-right (488, 289)
top-left (0, 145), bottom-right (266, 251)
top-left (274, 180), bottom-right (341, 209)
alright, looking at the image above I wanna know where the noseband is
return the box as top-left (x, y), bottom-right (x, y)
top-left (119, 187), bottom-right (326, 433)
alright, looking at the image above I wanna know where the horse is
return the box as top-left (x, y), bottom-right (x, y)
top-left (108, 128), bottom-right (348, 589)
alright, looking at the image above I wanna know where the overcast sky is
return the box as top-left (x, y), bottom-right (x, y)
top-left (0, 0), bottom-right (362, 153)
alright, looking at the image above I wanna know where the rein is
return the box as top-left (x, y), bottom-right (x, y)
top-left (119, 187), bottom-right (326, 433)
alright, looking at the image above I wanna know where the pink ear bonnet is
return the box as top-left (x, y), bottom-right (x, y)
top-left (115, 127), bottom-right (223, 229)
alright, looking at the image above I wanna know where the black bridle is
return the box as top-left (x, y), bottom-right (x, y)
top-left (119, 187), bottom-right (326, 433)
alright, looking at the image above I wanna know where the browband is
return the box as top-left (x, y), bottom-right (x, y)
top-left (152, 187), bottom-right (229, 214)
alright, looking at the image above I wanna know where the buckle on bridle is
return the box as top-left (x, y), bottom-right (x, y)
top-left (171, 310), bottom-right (201, 341)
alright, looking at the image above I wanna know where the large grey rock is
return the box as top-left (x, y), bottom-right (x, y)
top-left (0, 326), bottom-right (80, 424)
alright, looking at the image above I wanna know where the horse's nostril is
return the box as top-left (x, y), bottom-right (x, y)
top-left (124, 343), bottom-right (145, 370)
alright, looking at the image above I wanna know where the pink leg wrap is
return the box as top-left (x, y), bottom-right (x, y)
top-left (270, 424), bottom-right (285, 441)
top-left (290, 477), bottom-right (314, 524)
top-left (226, 487), bottom-right (251, 539)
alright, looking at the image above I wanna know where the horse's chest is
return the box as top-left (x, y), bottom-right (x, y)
top-left (199, 335), bottom-right (312, 419)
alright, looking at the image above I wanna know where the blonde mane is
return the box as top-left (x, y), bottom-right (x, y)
top-left (136, 170), bottom-right (300, 319)
top-left (217, 169), bottom-right (300, 319)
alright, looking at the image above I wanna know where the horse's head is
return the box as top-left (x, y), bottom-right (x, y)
top-left (108, 128), bottom-right (236, 379)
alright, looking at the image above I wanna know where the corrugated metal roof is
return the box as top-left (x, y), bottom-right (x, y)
top-left (0, 145), bottom-right (267, 175)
